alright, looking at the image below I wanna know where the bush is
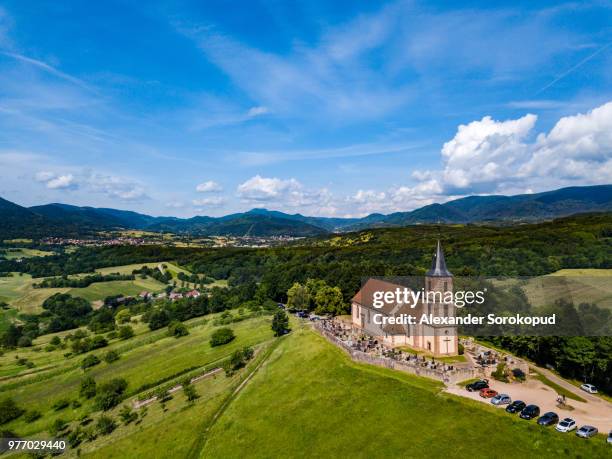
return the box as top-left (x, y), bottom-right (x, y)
top-left (492, 362), bottom-right (509, 383)
top-left (52, 399), bottom-right (70, 411)
top-left (50, 418), bottom-right (67, 436)
top-left (103, 350), bottom-right (120, 363)
top-left (96, 415), bottom-right (116, 435)
top-left (0, 398), bottom-right (24, 424)
top-left (210, 328), bottom-right (235, 347)
top-left (271, 310), bottom-right (290, 337)
top-left (118, 325), bottom-right (134, 340)
top-left (80, 376), bottom-right (97, 399)
top-left (183, 384), bottom-right (199, 402)
top-left (458, 343), bottom-right (465, 355)
top-left (17, 336), bottom-right (32, 347)
top-left (168, 321), bottom-right (189, 338)
top-left (81, 354), bottom-right (101, 369)
top-left (224, 346), bottom-right (254, 376)
top-left (95, 378), bottom-right (128, 411)
top-left (512, 368), bottom-right (526, 381)
top-left (50, 336), bottom-right (61, 346)
top-left (118, 405), bottom-right (138, 425)
top-left (23, 410), bottom-right (42, 423)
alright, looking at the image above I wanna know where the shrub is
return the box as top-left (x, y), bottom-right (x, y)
top-left (168, 321), bottom-right (189, 338)
top-left (72, 400), bottom-right (82, 408)
top-left (50, 418), bottom-right (67, 436)
top-left (183, 384), bottom-right (199, 402)
top-left (224, 346), bottom-right (254, 376)
top-left (96, 415), bottom-right (116, 435)
top-left (271, 310), bottom-right (290, 337)
top-left (81, 354), bottom-right (101, 370)
top-left (458, 343), bottom-right (465, 355)
top-left (17, 336), bottom-right (32, 347)
top-left (52, 399), bottom-right (70, 411)
top-left (118, 405), bottom-right (138, 425)
top-left (512, 368), bottom-right (526, 381)
top-left (210, 328), bottom-right (235, 347)
top-left (50, 336), bottom-right (61, 346)
top-left (95, 378), bottom-right (128, 411)
top-left (492, 362), bottom-right (509, 383)
top-left (23, 410), bottom-right (42, 423)
top-left (103, 350), bottom-right (120, 363)
top-left (80, 376), bottom-right (97, 399)
top-left (118, 325), bottom-right (134, 340)
top-left (0, 398), bottom-right (24, 424)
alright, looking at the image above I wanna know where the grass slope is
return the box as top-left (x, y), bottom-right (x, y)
top-left (201, 329), bottom-right (608, 458)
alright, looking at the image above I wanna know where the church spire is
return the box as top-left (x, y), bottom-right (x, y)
top-left (426, 240), bottom-right (453, 277)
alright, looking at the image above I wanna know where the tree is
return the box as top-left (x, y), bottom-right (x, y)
top-left (286, 282), bottom-right (309, 311)
top-left (271, 310), bottom-right (290, 337)
top-left (17, 336), bottom-right (32, 347)
top-left (148, 309), bottom-right (171, 330)
top-left (95, 378), bottom-right (128, 411)
top-left (118, 405), bottom-right (137, 425)
top-left (183, 383), bottom-right (199, 402)
top-left (0, 398), bottom-right (24, 425)
top-left (210, 328), bottom-right (235, 347)
top-left (103, 350), bottom-right (120, 363)
top-left (314, 286), bottom-right (345, 315)
top-left (118, 325), bottom-right (135, 340)
top-left (81, 354), bottom-right (101, 370)
top-left (168, 321), bottom-right (189, 338)
top-left (80, 376), bottom-right (97, 399)
top-left (115, 309), bottom-right (131, 324)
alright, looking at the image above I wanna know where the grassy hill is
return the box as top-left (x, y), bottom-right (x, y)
top-left (200, 329), bottom-right (608, 458)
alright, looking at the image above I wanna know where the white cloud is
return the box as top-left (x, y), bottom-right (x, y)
top-left (88, 173), bottom-right (146, 201)
top-left (196, 180), bottom-right (223, 193)
top-left (47, 174), bottom-right (76, 190)
top-left (192, 197), bottom-right (225, 207)
top-left (247, 106), bottom-right (269, 117)
top-left (237, 175), bottom-right (302, 202)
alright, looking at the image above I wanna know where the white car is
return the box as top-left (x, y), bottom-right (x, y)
top-left (491, 394), bottom-right (511, 405)
top-left (580, 383), bottom-right (598, 394)
top-left (555, 418), bottom-right (577, 433)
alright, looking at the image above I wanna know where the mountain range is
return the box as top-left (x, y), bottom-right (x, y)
top-left (1, 185), bottom-right (611, 239)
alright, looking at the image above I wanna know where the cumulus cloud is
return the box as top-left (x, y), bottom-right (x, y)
top-left (404, 100), bottom-right (612, 203)
top-left (34, 171), bottom-right (77, 190)
top-left (196, 180), bottom-right (223, 193)
top-left (192, 197), bottom-right (225, 207)
top-left (236, 174), bottom-right (333, 212)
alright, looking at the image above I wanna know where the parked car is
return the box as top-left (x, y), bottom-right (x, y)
top-left (479, 388), bottom-right (498, 398)
top-left (506, 400), bottom-right (526, 414)
top-left (466, 379), bottom-right (489, 392)
top-left (491, 394), bottom-right (511, 405)
top-left (580, 383), bottom-right (598, 394)
top-left (519, 404), bottom-right (540, 420)
top-left (555, 418), bottom-right (577, 433)
top-left (537, 412), bottom-right (559, 426)
top-left (607, 430), bottom-right (612, 444)
top-left (576, 425), bottom-right (598, 438)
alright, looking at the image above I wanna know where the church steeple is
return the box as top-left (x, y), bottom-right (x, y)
top-left (426, 240), bottom-right (453, 277)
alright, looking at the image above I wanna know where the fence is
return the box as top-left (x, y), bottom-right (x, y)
top-left (315, 323), bottom-right (479, 384)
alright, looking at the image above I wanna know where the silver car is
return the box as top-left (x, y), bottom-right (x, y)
top-left (491, 394), bottom-right (511, 405)
top-left (576, 425), bottom-right (598, 438)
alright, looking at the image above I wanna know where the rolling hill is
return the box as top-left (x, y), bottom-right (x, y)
top-left (1, 184), bottom-right (611, 238)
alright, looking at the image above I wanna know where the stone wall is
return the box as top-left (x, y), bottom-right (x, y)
top-left (315, 323), bottom-right (479, 384)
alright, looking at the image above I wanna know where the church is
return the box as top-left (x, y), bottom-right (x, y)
top-left (350, 241), bottom-right (459, 356)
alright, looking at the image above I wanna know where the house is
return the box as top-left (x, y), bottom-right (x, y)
top-left (185, 289), bottom-right (201, 299)
top-left (351, 241), bottom-right (458, 356)
top-left (139, 291), bottom-right (151, 299)
top-left (169, 292), bottom-right (184, 300)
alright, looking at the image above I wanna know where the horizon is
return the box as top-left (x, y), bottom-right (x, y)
top-left (1, 1), bottom-right (611, 218)
top-left (3, 182), bottom-right (610, 220)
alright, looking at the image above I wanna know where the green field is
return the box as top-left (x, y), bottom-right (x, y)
top-left (0, 313), bottom-right (275, 453)
top-left (201, 329), bottom-right (608, 458)
top-left (494, 268), bottom-right (612, 310)
top-left (96, 263), bottom-right (163, 276)
top-left (0, 247), bottom-right (55, 259)
top-left (67, 278), bottom-right (166, 302)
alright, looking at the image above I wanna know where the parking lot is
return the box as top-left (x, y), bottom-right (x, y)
top-left (445, 375), bottom-right (612, 433)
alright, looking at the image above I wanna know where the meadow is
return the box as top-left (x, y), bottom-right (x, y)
top-left (201, 328), bottom-right (609, 458)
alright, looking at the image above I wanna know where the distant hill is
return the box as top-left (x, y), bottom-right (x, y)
top-left (0, 184), bottom-right (611, 238)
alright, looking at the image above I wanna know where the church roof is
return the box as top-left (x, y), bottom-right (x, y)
top-left (426, 240), bottom-right (453, 277)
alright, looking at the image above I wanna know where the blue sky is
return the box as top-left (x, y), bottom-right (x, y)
top-left (0, 0), bottom-right (611, 217)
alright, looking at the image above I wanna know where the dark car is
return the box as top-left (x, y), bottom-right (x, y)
top-left (505, 400), bottom-right (526, 414)
top-left (519, 404), bottom-right (540, 420)
top-left (537, 412), bottom-right (559, 426)
top-left (466, 379), bottom-right (489, 392)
